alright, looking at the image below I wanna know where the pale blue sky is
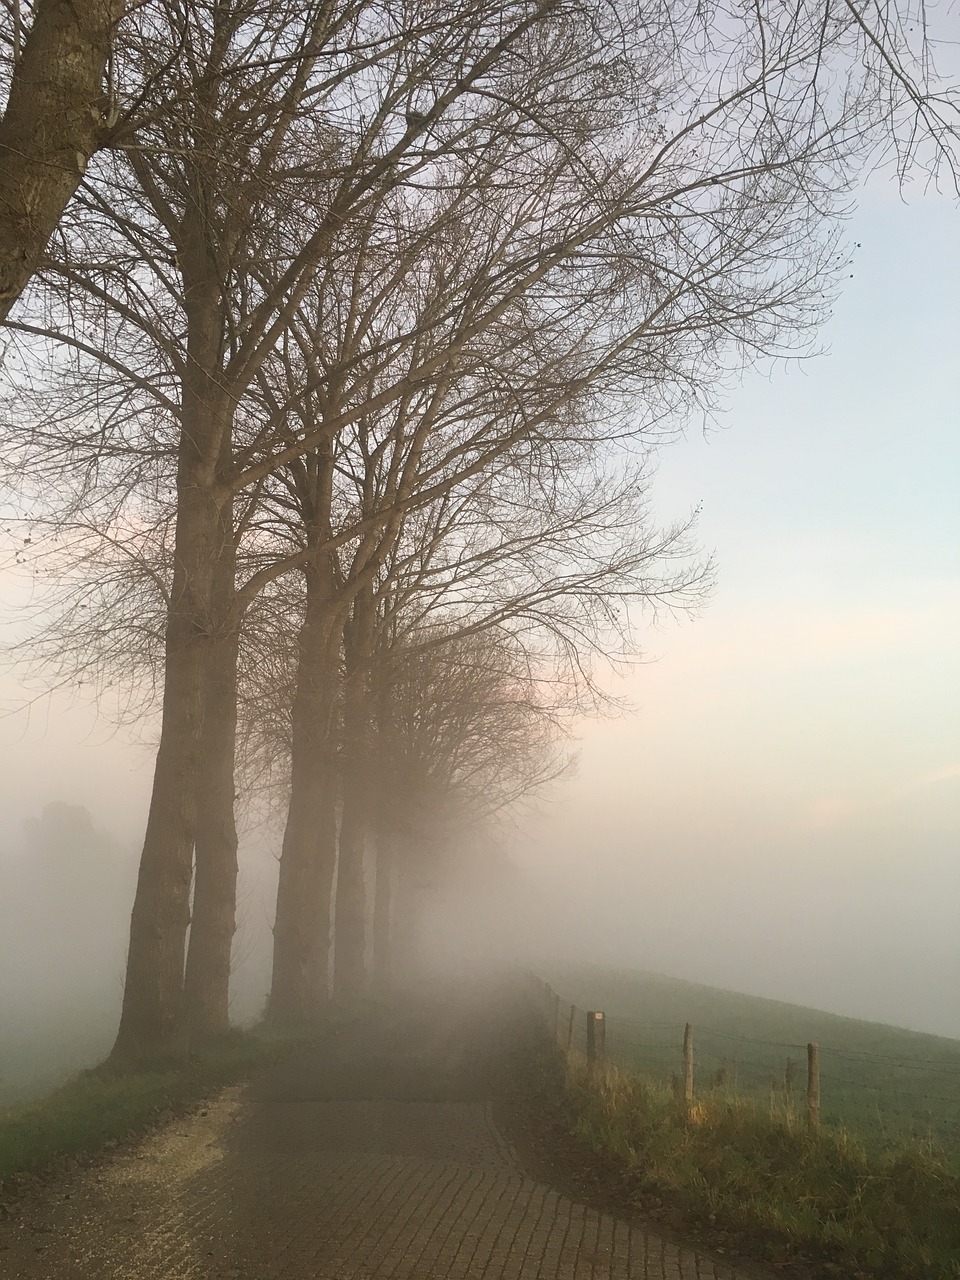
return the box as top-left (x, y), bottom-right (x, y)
top-left (518, 187), bottom-right (960, 1036)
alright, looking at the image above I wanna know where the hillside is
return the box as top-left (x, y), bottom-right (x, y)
top-left (545, 964), bottom-right (960, 1157)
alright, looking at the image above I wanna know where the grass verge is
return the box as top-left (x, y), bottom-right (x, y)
top-left (0, 1026), bottom-right (304, 1193)
top-left (545, 964), bottom-right (960, 1157)
top-left (508, 1023), bottom-right (960, 1280)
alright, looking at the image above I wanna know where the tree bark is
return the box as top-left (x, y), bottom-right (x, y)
top-left (111, 470), bottom-right (231, 1061)
top-left (371, 688), bottom-right (398, 988)
top-left (182, 519), bottom-right (239, 1046)
top-left (110, 202), bottom-right (230, 1063)
top-left (266, 558), bottom-right (342, 1025)
top-left (391, 829), bottom-right (426, 983)
top-left (0, 0), bottom-right (125, 320)
top-left (371, 820), bottom-right (394, 987)
top-left (333, 584), bottom-right (375, 999)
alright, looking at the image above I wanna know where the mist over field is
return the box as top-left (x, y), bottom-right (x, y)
top-left (0, 804), bottom-right (131, 1103)
top-left (1, 148), bottom-right (958, 1107)
top-left (0, 796), bottom-right (272, 1105)
top-left (2, 683), bottom-right (957, 1110)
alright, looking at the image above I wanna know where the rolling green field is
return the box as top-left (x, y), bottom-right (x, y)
top-left (545, 964), bottom-right (960, 1160)
top-left (0, 1011), bottom-right (117, 1109)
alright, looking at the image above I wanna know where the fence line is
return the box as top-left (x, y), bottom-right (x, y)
top-left (528, 974), bottom-right (959, 1156)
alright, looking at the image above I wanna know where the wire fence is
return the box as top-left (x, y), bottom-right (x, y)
top-left (533, 977), bottom-right (960, 1162)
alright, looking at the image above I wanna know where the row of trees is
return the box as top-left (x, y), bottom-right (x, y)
top-left (1, 0), bottom-right (956, 1063)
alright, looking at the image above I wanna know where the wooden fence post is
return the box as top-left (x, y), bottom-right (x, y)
top-left (682, 1023), bottom-right (694, 1109)
top-left (807, 1042), bottom-right (820, 1128)
top-left (566, 1003), bottom-right (576, 1056)
top-left (586, 1010), bottom-right (606, 1073)
top-left (553, 991), bottom-right (561, 1044)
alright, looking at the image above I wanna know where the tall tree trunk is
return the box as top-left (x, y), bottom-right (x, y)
top-left (333, 584), bottom-right (375, 999)
top-left (182, 518), bottom-right (239, 1046)
top-left (371, 820), bottom-right (394, 987)
top-left (267, 558), bottom-right (341, 1025)
top-left (111, 468), bottom-right (230, 1061)
top-left (111, 210), bottom-right (230, 1063)
top-left (371, 684), bottom-right (397, 988)
top-left (391, 829), bottom-right (426, 983)
top-left (0, 0), bottom-right (126, 320)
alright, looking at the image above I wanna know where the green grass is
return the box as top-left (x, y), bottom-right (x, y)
top-left (0, 1028), bottom-right (299, 1190)
top-left (546, 964), bottom-right (960, 1158)
top-left (524, 1025), bottom-right (960, 1280)
top-left (0, 1010), bottom-right (117, 1109)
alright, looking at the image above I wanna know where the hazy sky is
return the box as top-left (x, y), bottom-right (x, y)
top-left (1, 180), bottom-right (957, 1038)
top-left (515, 182), bottom-right (960, 1037)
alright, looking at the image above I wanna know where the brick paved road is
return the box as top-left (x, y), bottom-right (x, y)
top-left (0, 989), bottom-right (767, 1279)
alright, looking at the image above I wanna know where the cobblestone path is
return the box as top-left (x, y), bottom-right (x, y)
top-left (0, 990), bottom-right (767, 1279)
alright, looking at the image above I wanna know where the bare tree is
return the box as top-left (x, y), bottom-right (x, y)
top-left (2, 0), bottom-right (956, 1057)
top-left (234, 397), bottom-right (708, 1015)
top-left (371, 620), bottom-right (573, 983)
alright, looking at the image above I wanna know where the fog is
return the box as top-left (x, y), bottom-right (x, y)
top-left (0, 801), bottom-right (132, 1103)
top-left (0, 788), bottom-right (279, 1104)
top-left (0, 700), bottom-right (956, 1108)
top-left (1, 187), bottom-right (958, 1101)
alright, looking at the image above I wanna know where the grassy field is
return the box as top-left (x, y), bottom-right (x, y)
top-left (0, 1027), bottom-right (308, 1191)
top-left (541, 1051), bottom-right (960, 1279)
top-left (544, 964), bottom-right (960, 1160)
top-left (0, 1010), bottom-right (118, 1109)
